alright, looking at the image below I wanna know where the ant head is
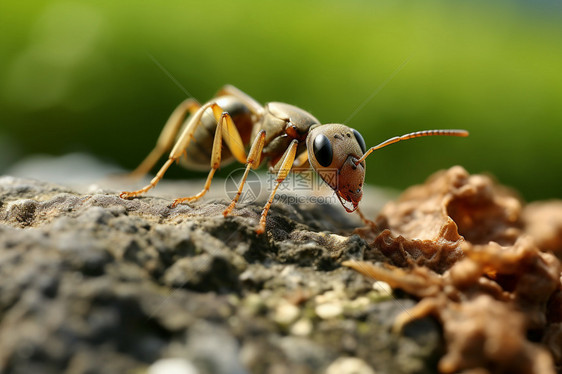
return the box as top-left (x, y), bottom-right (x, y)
top-left (307, 124), bottom-right (367, 212)
top-left (306, 125), bottom-right (469, 213)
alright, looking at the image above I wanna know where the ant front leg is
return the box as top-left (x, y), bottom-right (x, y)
top-left (292, 150), bottom-right (309, 171)
top-left (129, 98), bottom-right (201, 179)
top-left (256, 139), bottom-right (299, 234)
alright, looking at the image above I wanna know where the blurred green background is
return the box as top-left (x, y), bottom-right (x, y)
top-left (1, 0), bottom-right (561, 201)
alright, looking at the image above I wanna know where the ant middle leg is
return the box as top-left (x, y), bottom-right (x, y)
top-left (222, 130), bottom-right (266, 216)
top-left (256, 139), bottom-right (299, 234)
top-left (169, 104), bottom-right (250, 207)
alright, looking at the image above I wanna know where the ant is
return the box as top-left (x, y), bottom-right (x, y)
top-left (120, 85), bottom-right (468, 234)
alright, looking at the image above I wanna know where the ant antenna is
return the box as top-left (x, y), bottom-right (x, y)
top-left (354, 129), bottom-right (469, 165)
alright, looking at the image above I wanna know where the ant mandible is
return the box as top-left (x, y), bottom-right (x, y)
top-left (120, 85), bottom-right (468, 234)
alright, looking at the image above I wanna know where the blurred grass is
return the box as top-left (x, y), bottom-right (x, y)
top-left (1, 0), bottom-right (561, 200)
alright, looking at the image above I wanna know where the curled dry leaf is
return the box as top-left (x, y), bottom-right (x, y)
top-left (347, 166), bottom-right (562, 374)
top-left (524, 201), bottom-right (562, 258)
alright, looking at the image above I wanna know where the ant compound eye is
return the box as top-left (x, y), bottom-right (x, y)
top-left (353, 129), bottom-right (366, 154)
top-left (313, 134), bottom-right (333, 167)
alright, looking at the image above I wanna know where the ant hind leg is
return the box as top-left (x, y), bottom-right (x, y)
top-left (128, 98), bottom-right (201, 179)
top-left (120, 101), bottom-right (214, 199)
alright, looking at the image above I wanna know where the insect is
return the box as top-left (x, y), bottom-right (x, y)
top-left (120, 85), bottom-right (468, 234)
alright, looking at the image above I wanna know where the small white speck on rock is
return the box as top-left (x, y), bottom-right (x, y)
top-left (315, 302), bottom-right (343, 319)
top-left (290, 318), bottom-right (313, 336)
top-left (273, 300), bottom-right (300, 325)
top-left (148, 358), bottom-right (199, 374)
top-left (325, 357), bottom-right (377, 374)
top-left (373, 281), bottom-right (392, 296)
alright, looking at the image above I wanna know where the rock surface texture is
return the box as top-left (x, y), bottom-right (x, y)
top-left (0, 175), bottom-right (437, 374)
top-left (1, 166), bottom-right (561, 374)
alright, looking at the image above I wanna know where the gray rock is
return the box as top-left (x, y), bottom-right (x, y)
top-left (0, 176), bottom-right (440, 374)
